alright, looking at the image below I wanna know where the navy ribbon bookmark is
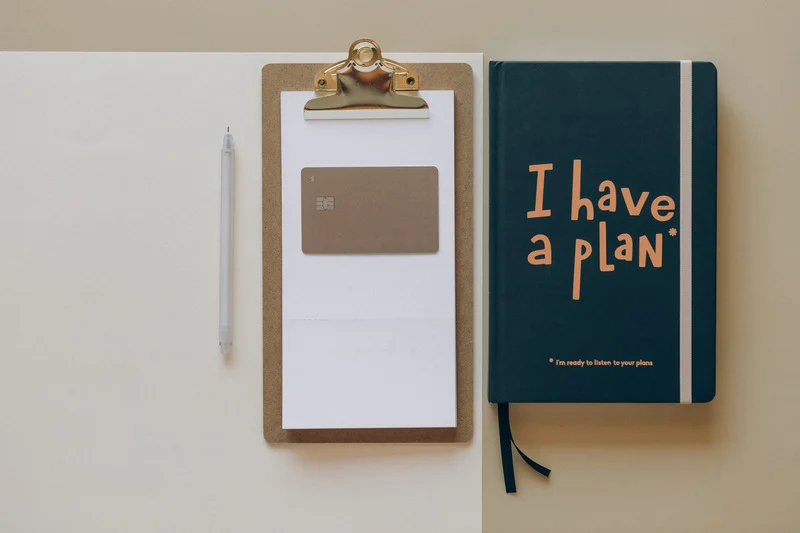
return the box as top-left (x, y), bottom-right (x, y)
top-left (497, 403), bottom-right (550, 493)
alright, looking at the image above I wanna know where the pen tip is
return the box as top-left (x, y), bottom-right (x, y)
top-left (227, 126), bottom-right (230, 132)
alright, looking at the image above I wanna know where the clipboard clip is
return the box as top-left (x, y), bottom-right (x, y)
top-left (304, 39), bottom-right (429, 120)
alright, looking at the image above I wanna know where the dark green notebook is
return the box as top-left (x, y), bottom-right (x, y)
top-left (488, 61), bottom-right (717, 491)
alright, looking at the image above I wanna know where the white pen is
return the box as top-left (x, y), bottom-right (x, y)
top-left (219, 128), bottom-right (234, 356)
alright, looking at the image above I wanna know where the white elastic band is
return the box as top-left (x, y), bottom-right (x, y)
top-left (679, 60), bottom-right (693, 404)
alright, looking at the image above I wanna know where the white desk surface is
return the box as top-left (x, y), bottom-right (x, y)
top-left (0, 52), bottom-right (484, 533)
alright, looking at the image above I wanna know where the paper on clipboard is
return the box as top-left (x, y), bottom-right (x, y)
top-left (280, 90), bottom-right (456, 430)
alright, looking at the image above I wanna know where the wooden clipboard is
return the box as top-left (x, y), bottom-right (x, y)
top-left (262, 44), bottom-right (473, 443)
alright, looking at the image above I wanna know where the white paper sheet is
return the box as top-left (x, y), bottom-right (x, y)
top-left (280, 91), bottom-right (456, 429)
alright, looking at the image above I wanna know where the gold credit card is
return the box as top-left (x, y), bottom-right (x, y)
top-left (301, 166), bottom-right (439, 254)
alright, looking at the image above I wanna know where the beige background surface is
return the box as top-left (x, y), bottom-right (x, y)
top-left (3, 0), bottom-right (799, 531)
top-left (0, 51), bottom-right (482, 533)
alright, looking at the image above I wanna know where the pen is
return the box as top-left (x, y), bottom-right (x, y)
top-left (219, 128), bottom-right (234, 356)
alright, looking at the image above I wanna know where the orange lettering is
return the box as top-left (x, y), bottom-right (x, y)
top-left (598, 180), bottom-right (617, 212)
top-left (615, 234), bottom-right (634, 261)
top-left (573, 239), bottom-right (592, 300)
top-left (651, 195), bottom-right (675, 222)
top-left (527, 234), bottom-right (552, 265)
top-left (570, 160), bottom-right (594, 221)
top-left (527, 164), bottom-right (553, 218)
top-left (639, 234), bottom-right (663, 267)
top-left (621, 188), bottom-right (650, 216)
top-left (598, 221), bottom-right (615, 272)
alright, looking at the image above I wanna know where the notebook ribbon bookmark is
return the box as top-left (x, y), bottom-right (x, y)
top-left (497, 403), bottom-right (550, 493)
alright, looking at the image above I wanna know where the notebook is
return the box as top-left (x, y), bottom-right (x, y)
top-left (488, 61), bottom-right (718, 490)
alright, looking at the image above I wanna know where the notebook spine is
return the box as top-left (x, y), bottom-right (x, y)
top-left (488, 61), bottom-right (504, 403)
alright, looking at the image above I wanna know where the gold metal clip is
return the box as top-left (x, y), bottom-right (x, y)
top-left (304, 39), bottom-right (429, 120)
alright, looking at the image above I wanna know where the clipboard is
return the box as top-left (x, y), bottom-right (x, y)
top-left (262, 39), bottom-right (473, 443)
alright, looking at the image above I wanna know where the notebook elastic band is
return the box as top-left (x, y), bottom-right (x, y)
top-left (497, 403), bottom-right (550, 493)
